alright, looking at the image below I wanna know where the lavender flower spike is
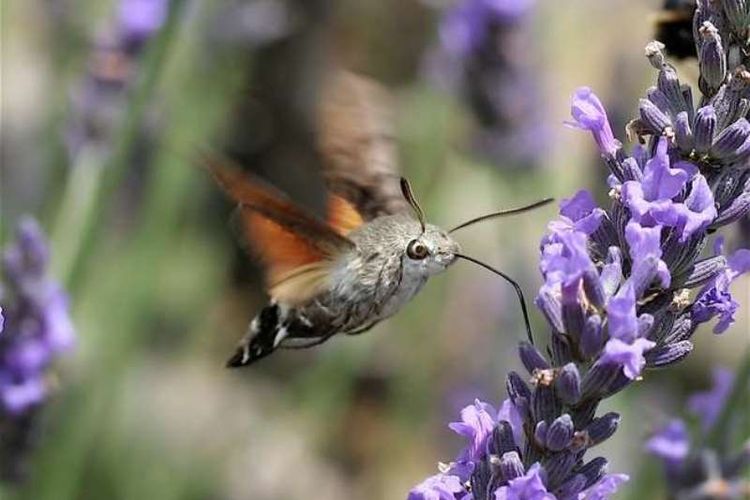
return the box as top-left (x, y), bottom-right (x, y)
top-left (1, 218), bottom-right (76, 481)
top-left (410, 3), bottom-right (750, 498)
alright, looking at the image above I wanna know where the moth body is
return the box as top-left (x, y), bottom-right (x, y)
top-left (227, 214), bottom-right (461, 366)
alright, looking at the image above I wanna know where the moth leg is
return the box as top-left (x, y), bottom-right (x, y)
top-left (279, 333), bottom-right (336, 349)
top-left (345, 323), bottom-right (377, 336)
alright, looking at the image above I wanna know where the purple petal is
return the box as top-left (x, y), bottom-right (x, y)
top-left (578, 473), bottom-right (629, 500)
top-left (567, 87), bottom-right (620, 157)
top-left (692, 248), bottom-right (750, 333)
top-left (494, 463), bottom-right (554, 500)
top-left (497, 398), bottom-right (524, 448)
top-left (0, 376), bottom-right (47, 415)
top-left (449, 399), bottom-right (497, 462)
top-left (606, 281), bottom-right (638, 342)
top-left (600, 338), bottom-right (656, 379)
top-left (687, 368), bottom-right (734, 431)
top-left (408, 473), bottom-right (466, 500)
top-left (645, 419), bottom-right (690, 466)
top-left (640, 138), bottom-right (688, 201)
top-left (625, 221), bottom-right (670, 290)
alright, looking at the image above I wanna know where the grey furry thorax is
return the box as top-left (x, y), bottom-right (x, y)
top-left (288, 214), bottom-right (461, 336)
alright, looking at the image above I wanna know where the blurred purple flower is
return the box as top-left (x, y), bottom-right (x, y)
top-left (1, 218), bottom-right (75, 482)
top-left (427, 0), bottom-right (545, 168)
top-left (646, 365), bottom-right (749, 497)
top-left (579, 474), bottom-right (630, 500)
top-left (1, 218), bottom-right (75, 416)
top-left (687, 368), bottom-right (734, 431)
top-left (118, 0), bottom-right (168, 45)
top-left (439, 0), bottom-right (534, 57)
top-left (645, 419), bottom-right (690, 466)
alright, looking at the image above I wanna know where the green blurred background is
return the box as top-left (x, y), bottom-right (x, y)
top-left (1, 0), bottom-right (748, 498)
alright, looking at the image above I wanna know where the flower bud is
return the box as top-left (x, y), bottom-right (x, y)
top-left (556, 363), bottom-right (582, 405)
top-left (722, 0), bottom-right (750, 34)
top-left (580, 314), bottom-right (604, 359)
top-left (644, 40), bottom-right (666, 69)
top-left (545, 451), bottom-right (578, 488)
top-left (713, 191), bottom-right (750, 227)
top-left (679, 255), bottom-right (727, 288)
top-left (546, 414), bottom-right (575, 451)
top-left (531, 385), bottom-right (561, 425)
top-left (578, 457), bottom-right (608, 488)
top-left (585, 412), bottom-right (620, 446)
top-left (698, 22), bottom-right (726, 94)
top-left (499, 451), bottom-right (525, 482)
top-left (657, 65), bottom-right (688, 114)
top-left (639, 98), bottom-right (671, 133)
top-left (674, 111), bottom-right (694, 151)
top-left (645, 340), bottom-right (693, 367)
top-left (519, 342), bottom-right (550, 375)
top-left (711, 118), bottom-right (750, 159)
top-left (487, 421), bottom-right (518, 459)
top-left (694, 105), bottom-right (717, 153)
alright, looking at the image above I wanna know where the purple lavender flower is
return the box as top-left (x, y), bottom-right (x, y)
top-left (1, 218), bottom-right (75, 481)
top-left (645, 419), bottom-right (690, 466)
top-left (599, 338), bottom-right (656, 380)
top-left (117, 0), bottom-right (168, 48)
top-left (578, 474), bottom-right (630, 500)
top-left (411, 3), bottom-right (750, 498)
top-left (566, 87), bottom-right (621, 157)
top-left (449, 399), bottom-right (499, 462)
top-left (493, 463), bottom-right (553, 500)
top-left (691, 243), bottom-right (750, 334)
top-left (408, 473), bottom-right (467, 500)
top-left (426, 0), bottom-right (546, 168)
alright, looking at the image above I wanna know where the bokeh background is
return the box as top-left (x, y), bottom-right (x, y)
top-left (1, 0), bottom-right (748, 499)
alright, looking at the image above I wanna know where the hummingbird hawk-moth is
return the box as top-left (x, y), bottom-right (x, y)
top-left (206, 71), bottom-right (552, 367)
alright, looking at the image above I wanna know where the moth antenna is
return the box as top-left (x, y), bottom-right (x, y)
top-left (400, 177), bottom-right (426, 233)
top-left (448, 198), bottom-right (554, 234)
top-left (454, 253), bottom-right (535, 345)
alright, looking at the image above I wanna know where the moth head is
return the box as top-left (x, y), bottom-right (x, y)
top-left (399, 178), bottom-right (460, 274)
top-left (404, 224), bottom-right (461, 274)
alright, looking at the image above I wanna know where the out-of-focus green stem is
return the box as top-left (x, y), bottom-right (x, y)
top-left (50, 146), bottom-right (104, 282)
top-left (52, 0), bottom-right (187, 294)
top-left (707, 348), bottom-right (750, 453)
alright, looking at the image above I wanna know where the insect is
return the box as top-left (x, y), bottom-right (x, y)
top-left (206, 72), bottom-right (553, 367)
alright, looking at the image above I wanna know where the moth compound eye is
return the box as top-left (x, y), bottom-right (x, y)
top-left (406, 239), bottom-right (429, 260)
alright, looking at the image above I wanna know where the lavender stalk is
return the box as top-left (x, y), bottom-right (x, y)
top-left (409, 1), bottom-right (750, 498)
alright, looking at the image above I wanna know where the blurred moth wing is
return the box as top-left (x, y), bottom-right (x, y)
top-left (203, 154), bottom-right (365, 305)
top-left (317, 70), bottom-right (410, 220)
